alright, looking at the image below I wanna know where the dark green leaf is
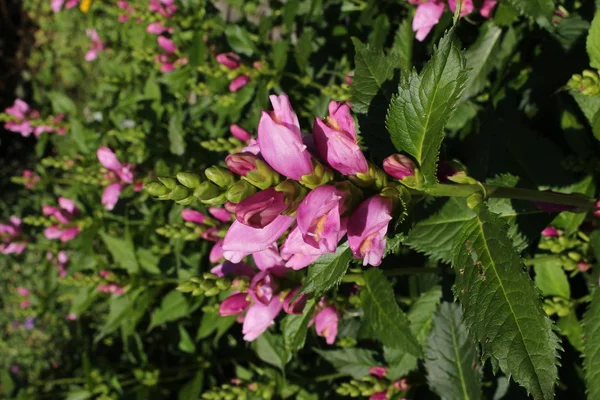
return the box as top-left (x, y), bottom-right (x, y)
top-left (225, 26), bottom-right (256, 56)
top-left (505, 0), bottom-right (554, 27)
top-left (315, 348), bottom-right (378, 378)
top-left (300, 243), bottom-right (353, 294)
top-left (532, 257), bottom-right (571, 298)
top-left (583, 288), bottom-right (600, 399)
top-left (392, 19), bottom-right (414, 72)
top-left (588, 11), bottom-right (600, 69)
top-left (168, 109), bottom-right (185, 156)
top-left (148, 290), bottom-right (189, 331)
top-left (463, 23), bottom-right (502, 100)
top-left (100, 231), bottom-right (140, 274)
top-left (281, 300), bottom-right (315, 352)
top-left (254, 332), bottom-right (291, 371)
top-left (178, 324), bottom-right (196, 353)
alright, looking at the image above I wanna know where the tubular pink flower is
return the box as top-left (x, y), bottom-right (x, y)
top-left (51, 0), bottom-right (64, 12)
top-left (412, 1), bottom-right (446, 42)
top-left (222, 215), bottom-right (295, 263)
top-left (313, 101), bottom-right (368, 176)
top-left (347, 195), bottom-right (393, 267)
top-left (5, 99), bottom-right (29, 119)
top-left (448, 0), bottom-right (474, 16)
top-left (253, 245), bottom-right (285, 271)
top-left (314, 306), bottom-right (339, 345)
top-left (281, 226), bottom-right (326, 270)
top-left (383, 154), bottom-right (415, 179)
top-left (242, 296), bottom-right (283, 341)
top-left (257, 94), bottom-right (313, 180)
top-left (97, 147), bottom-right (122, 171)
top-left (116, 164), bottom-right (134, 184)
top-left (230, 124), bottom-right (252, 141)
top-left (226, 153), bottom-right (258, 176)
top-left (369, 366), bottom-right (388, 378)
top-left (210, 240), bottom-right (225, 263)
top-left (146, 22), bottom-right (167, 34)
top-left (229, 75), bottom-right (250, 92)
top-left (181, 209), bottom-right (206, 225)
top-left (369, 392), bottom-right (388, 400)
top-left (102, 183), bottom-right (123, 211)
top-left (58, 197), bottom-right (77, 214)
top-left (216, 52), bottom-right (241, 69)
top-left (283, 288), bottom-right (308, 315)
top-left (249, 270), bottom-right (277, 305)
top-left (209, 207), bottom-right (232, 223)
top-left (296, 185), bottom-right (344, 252)
top-left (157, 36), bottom-right (177, 53)
top-left (219, 293), bottom-right (251, 316)
top-left (44, 226), bottom-right (63, 240)
top-left (541, 227), bottom-right (560, 237)
top-left (60, 227), bottom-right (80, 242)
top-left (235, 188), bottom-right (287, 229)
top-left (480, 0), bottom-right (497, 18)
top-left (17, 287), bottom-right (30, 296)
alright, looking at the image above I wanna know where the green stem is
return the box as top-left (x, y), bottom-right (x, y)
top-left (418, 184), bottom-right (596, 211)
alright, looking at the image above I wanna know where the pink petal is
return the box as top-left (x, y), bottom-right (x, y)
top-left (97, 147), bottom-right (122, 171)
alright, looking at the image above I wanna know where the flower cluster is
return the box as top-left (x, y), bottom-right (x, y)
top-left (84, 29), bottom-right (105, 62)
top-left (42, 197), bottom-right (81, 242)
top-left (215, 52), bottom-right (252, 92)
top-left (2, 99), bottom-right (67, 137)
top-left (51, 0), bottom-right (79, 13)
top-left (97, 147), bottom-right (141, 210)
top-left (409, 0), bottom-right (497, 41)
top-left (0, 217), bottom-right (27, 255)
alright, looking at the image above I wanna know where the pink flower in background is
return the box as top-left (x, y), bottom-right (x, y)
top-left (348, 195), bottom-right (393, 267)
top-left (0, 216), bottom-right (27, 255)
top-left (85, 29), bottom-right (105, 62)
top-left (313, 101), bottom-right (368, 176)
top-left (230, 124), bottom-right (252, 141)
top-left (154, 53), bottom-right (188, 73)
top-left (3, 99), bottom-right (61, 137)
top-left (313, 305), bottom-right (339, 345)
top-left (258, 94), bottom-right (314, 180)
top-left (181, 209), bottom-right (207, 225)
top-left (229, 75), bottom-right (250, 92)
top-left (97, 283), bottom-right (125, 295)
top-left (47, 251), bottom-right (69, 278)
top-left (117, 1), bottom-right (136, 22)
top-left (149, 0), bottom-right (177, 18)
top-left (283, 288), bottom-right (308, 314)
top-left (43, 197), bottom-right (81, 242)
top-left (51, 0), bottom-right (79, 13)
top-left (383, 154), bottom-right (415, 179)
top-left (412, 0), bottom-right (445, 41)
top-left (146, 22), bottom-right (168, 34)
top-left (242, 295), bottom-right (284, 341)
top-left (369, 366), bottom-right (388, 378)
top-left (5, 99), bottom-right (29, 119)
top-left (369, 392), bottom-right (388, 400)
top-left (479, 0), bottom-right (497, 18)
top-left (216, 52), bottom-right (241, 69)
top-left (17, 287), bottom-right (30, 296)
top-left (97, 147), bottom-right (137, 210)
top-left (157, 36), bottom-right (177, 53)
top-left (448, 0), bottom-right (474, 17)
top-left (345, 72), bottom-right (354, 85)
top-left (541, 226), bottom-right (560, 237)
top-left (219, 293), bottom-right (251, 316)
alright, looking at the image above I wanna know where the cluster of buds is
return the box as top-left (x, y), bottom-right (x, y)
top-left (199, 124), bottom-right (252, 153)
top-left (177, 272), bottom-right (232, 297)
top-left (47, 251), bottom-right (69, 278)
top-left (1, 99), bottom-right (67, 137)
top-left (539, 226), bottom-right (591, 273)
top-left (567, 70), bottom-right (600, 96)
top-left (12, 170), bottom-right (41, 189)
top-left (201, 379), bottom-right (275, 400)
top-left (97, 147), bottom-right (143, 210)
top-left (337, 368), bottom-right (410, 400)
top-left (51, 0), bottom-right (79, 13)
top-left (97, 270), bottom-right (126, 295)
top-left (0, 216), bottom-right (27, 255)
top-left (215, 52), bottom-right (252, 92)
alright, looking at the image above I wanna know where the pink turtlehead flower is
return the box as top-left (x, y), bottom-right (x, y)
top-left (102, 183), bottom-right (123, 211)
top-left (235, 188), bottom-right (287, 229)
top-left (216, 52), bottom-right (241, 69)
top-left (242, 296), bottom-right (284, 341)
top-left (210, 240), bottom-right (225, 263)
top-left (149, 0), bottom-right (177, 18)
top-left (85, 29), bottom-right (104, 62)
top-left (296, 185), bottom-right (345, 252)
top-left (313, 306), bottom-right (339, 345)
top-left (181, 209), bottom-right (207, 225)
top-left (448, 0), bottom-right (474, 16)
top-left (541, 226), bottom-right (560, 237)
top-left (253, 245), bottom-right (286, 271)
top-left (97, 147), bottom-right (136, 210)
top-left (369, 366), bottom-right (388, 378)
top-left (229, 75), bottom-right (250, 92)
top-left (0, 217), bottom-right (26, 255)
top-left (43, 197), bottom-right (81, 242)
top-left (412, 1), bottom-right (445, 42)
top-left (5, 99), bottom-right (29, 119)
top-left (313, 101), bottom-right (368, 176)
top-left (219, 293), bottom-right (251, 316)
top-left (157, 36), bottom-right (177, 53)
top-left (258, 94), bottom-right (314, 180)
top-left (226, 153), bottom-right (260, 176)
top-left (146, 22), bottom-right (168, 34)
top-left (230, 124), bottom-right (252, 141)
top-left (347, 195), bottom-right (393, 267)
top-left (17, 287), bottom-right (30, 296)
top-left (480, 0), bottom-right (497, 18)
top-left (281, 226), bottom-right (326, 270)
top-left (249, 270), bottom-right (277, 305)
top-left (283, 288), bottom-right (308, 315)
top-left (209, 207), bottom-right (232, 223)
top-left (222, 215), bottom-right (295, 263)
top-left (154, 53), bottom-right (187, 73)
top-left (383, 154), bottom-right (415, 179)
top-left (369, 392), bottom-right (388, 400)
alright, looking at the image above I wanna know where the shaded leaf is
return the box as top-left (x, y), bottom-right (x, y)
top-left (463, 23), bottom-right (502, 100)
top-left (588, 11), bottom-right (600, 69)
top-left (583, 288), bottom-right (600, 399)
top-left (532, 257), bottom-right (571, 298)
top-left (100, 231), bottom-right (139, 274)
top-left (300, 244), bottom-right (353, 294)
top-left (315, 348), bottom-right (377, 378)
top-left (148, 290), bottom-right (189, 331)
top-left (255, 332), bottom-right (291, 371)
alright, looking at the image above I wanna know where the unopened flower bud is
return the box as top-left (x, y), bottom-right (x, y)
top-left (158, 176), bottom-right (177, 189)
top-left (350, 162), bottom-right (388, 189)
top-left (299, 160), bottom-right (334, 189)
top-left (383, 154), bottom-right (415, 179)
top-left (169, 185), bottom-right (191, 201)
top-left (145, 182), bottom-right (170, 197)
top-left (274, 180), bottom-right (308, 215)
top-left (226, 180), bottom-right (257, 203)
top-left (176, 172), bottom-right (202, 189)
top-left (194, 181), bottom-right (222, 202)
top-left (205, 166), bottom-right (235, 189)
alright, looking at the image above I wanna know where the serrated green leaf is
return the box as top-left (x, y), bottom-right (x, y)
top-left (225, 25), bottom-right (256, 56)
top-left (300, 243), bottom-right (353, 294)
top-left (463, 23), bottom-right (502, 100)
top-left (99, 231), bottom-right (140, 274)
top-left (424, 302), bottom-right (482, 400)
top-left (552, 15), bottom-right (590, 51)
top-left (386, 30), bottom-right (468, 184)
top-left (532, 257), bottom-right (571, 298)
top-left (452, 203), bottom-right (559, 400)
top-left (557, 313), bottom-right (583, 352)
top-left (148, 290), bottom-right (189, 331)
top-left (588, 11), bottom-right (600, 69)
top-left (384, 350), bottom-right (418, 381)
top-left (505, 0), bottom-right (554, 27)
top-left (255, 332), bottom-right (291, 371)
top-left (350, 38), bottom-right (400, 114)
top-left (360, 268), bottom-right (422, 356)
top-left (583, 288), bottom-right (600, 399)
top-left (392, 19), bottom-right (413, 72)
top-left (315, 348), bottom-right (377, 378)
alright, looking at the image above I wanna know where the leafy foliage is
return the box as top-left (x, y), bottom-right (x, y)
top-left (583, 288), bottom-right (600, 399)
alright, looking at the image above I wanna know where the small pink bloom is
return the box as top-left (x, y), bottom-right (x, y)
top-left (97, 147), bottom-right (122, 171)
top-left (222, 215), bottom-right (295, 263)
top-left (283, 288), bottom-right (308, 314)
top-left (210, 240), bottom-right (225, 263)
top-left (102, 183), bottom-right (123, 211)
top-left (230, 124), bottom-right (252, 141)
top-left (314, 306), bottom-right (339, 345)
top-left (20, 300), bottom-right (31, 309)
top-left (160, 62), bottom-right (175, 72)
top-left (383, 154), bottom-right (415, 179)
top-left (209, 207), bottom-right (232, 223)
top-left (216, 52), bottom-right (241, 69)
top-left (226, 152), bottom-right (259, 176)
top-left (369, 392), bottom-right (388, 400)
top-left (58, 197), bottom-right (77, 214)
top-left (369, 366), bottom-right (388, 378)
top-left (219, 293), bottom-right (251, 316)
top-left (249, 270), bottom-right (277, 305)
top-left (347, 195), bottom-right (393, 267)
top-left (60, 227), bottom-right (81, 242)
top-left (257, 94), bottom-right (314, 180)
top-left (296, 185), bottom-right (345, 252)
top-left (253, 245), bottom-right (285, 271)
top-left (242, 296), bottom-right (284, 341)
top-left (229, 75), bottom-right (250, 92)
top-left (51, 0), bottom-right (64, 12)
top-left (181, 209), bottom-right (207, 225)
top-left (147, 22), bottom-right (168, 34)
top-left (281, 225), bottom-right (347, 270)
top-left (5, 99), bottom-right (29, 119)
top-left (479, 0), bottom-right (497, 18)
top-left (393, 378), bottom-right (411, 391)
top-left (17, 287), bottom-right (30, 296)
top-left (158, 36), bottom-right (177, 53)
top-left (578, 262), bottom-right (591, 272)
top-left (448, 0), bottom-right (474, 17)
top-left (235, 188), bottom-right (288, 229)
top-left (44, 225), bottom-right (63, 240)
top-left (541, 227), bottom-right (560, 237)
top-left (67, 313), bottom-right (77, 320)
top-left (345, 72), bottom-right (354, 85)
top-left (413, 1), bottom-right (446, 42)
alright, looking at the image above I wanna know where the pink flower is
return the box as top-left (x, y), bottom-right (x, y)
top-left (313, 306), bottom-right (339, 345)
top-left (43, 198), bottom-right (81, 242)
top-left (347, 195), bottom-right (393, 267)
top-left (480, 0), bottom-right (497, 17)
top-left (283, 288), bottom-right (308, 314)
top-left (17, 287), bottom-right (30, 296)
top-left (345, 72), bottom-right (354, 85)
top-left (20, 300), bottom-right (31, 309)
top-left (541, 227), bottom-right (560, 237)
top-left (383, 154), bottom-right (415, 179)
top-left (281, 226), bottom-right (328, 270)
top-left (0, 217), bottom-right (26, 255)
top-left (158, 36), bottom-right (177, 53)
top-left (229, 75), bottom-right (250, 92)
top-left (85, 29), bottom-right (104, 62)
top-left (369, 366), bottom-right (388, 378)
top-left (242, 296), bottom-right (283, 341)
top-left (226, 153), bottom-right (260, 176)
top-left (230, 124), bottom-right (252, 141)
top-left (578, 262), bottom-right (591, 272)
top-left (98, 147), bottom-right (122, 170)
top-left (257, 94), bottom-right (314, 180)
top-left (369, 392), bottom-right (388, 400)
top-left (216, 52), bottom-right (241, 69)
top-left (296, 185), bottom-right (345, 252)
top-left (222, 215), bottom-right (295, 262)
top-left (5, 99), bottom-right (29, 119)
top-left (448, 0), bottom-right (474, 17)
top-left (51, 0), bottom-right (77, 12)
top-left (146, 22), bottom-right (168, 34)
top-left (249, 270), bottom-right (277, 305)
top-left (210, 240), bottom-right (225, 263)
top-left (5, 120), bottom-right (33, 137)
top-left (181, 209), bottom-right (207, 225)
top-left (412, 1), bottom-right (446, 42)
top-left (235, 188), bottom-right (287, 229)
top-left (219, 293), bottom-right (251, 316)
top-left (67, 313), bottom-right (77, 320)
top-left (209, 207), bottom-right (232, 223)
top-left (102, 183), bottom-right (123, 211)
top-left (253, 245), bottom-right (286, 271)
top-left (313, 101), bottom-right (368, 176)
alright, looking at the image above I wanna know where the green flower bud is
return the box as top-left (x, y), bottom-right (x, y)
top-left (204, 287), bottom-right (221, 297)
top-left (194, 181), bottom-right (222, 201)
top-left (158, 176), bottom-right (178, 189)
top-left (176, 172), bottom-right (202, 189)
top-left (200, 280), bottom-right (216, 290)
top-left (300, 160), bottom-right (334, 189)
top-left (244, 159), bottom-right (281, 190)
top-left (350, 162), bottom-right (388, 189)
top-left (205, 166), bottom-right (236, 189)
top-left (226, 180), bottom-right (257, 203)
top-left (177, 282), bottom-right (197, 293)
top-left (216, 277), bottom-right (232, 291)
top-left (145, 182), bottom-right (170, 197)
top-left (467, 193), bottom-right (483, 209)
top-left (275, 179), bottom-right (308, 215)
top-left (169, 185), bottom-right (192, 201)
